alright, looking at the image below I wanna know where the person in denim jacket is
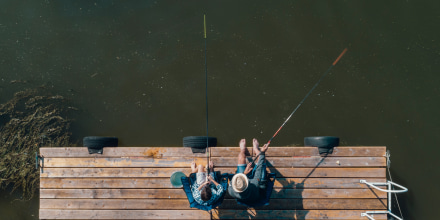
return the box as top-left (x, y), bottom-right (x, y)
top-left (190, 161), bottom-right (225, 205)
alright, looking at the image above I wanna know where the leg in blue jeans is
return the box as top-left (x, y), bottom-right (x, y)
top-left (252, 153), bottom-right (267, 182)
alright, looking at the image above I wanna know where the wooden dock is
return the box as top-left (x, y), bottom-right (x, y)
top-left (39, 146), bottom-right (388, 219)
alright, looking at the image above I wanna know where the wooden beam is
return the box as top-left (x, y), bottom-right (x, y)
top-left (40, 168), bottom-right (193, 178)
top-left (265, 167), bottom-right (386, 178)
top-left (42, 157), bottom-right (386, 168)
top-left (39, 209), bottom-right (388, 219)
top-left (40, 178), bottom-right (174, 189)
top-left (40, 147), bottom-right (210, 158)
top-left (40, 167), bottom-right (385, 178)
top-left (40, 189), bottom-right (188, 199)
top-left (219, 198), bottom-right (387, 210)
top-left (211, 146), bottom-right (386, 157)
top-left (40, 147), bottom-right (386, 158)
top-left (40, 177), bottom-right (386, 189)
top-left (42, 157), bottom-right (206, 168)
top-left (39, 209), bottom-right (210, 219)
top-left (40, 199), bottom-right (191, 210)
top-left (255, 198), bottom-right (386, 210)
top-left (40, 188), bottom-right (386, 199)
top-left (270, 188), bottom-right (387, 199)
top-left (211, 209), bottom-right (388, 219)
top-left (40, 198), bottom-right (387, 210)
top-left (272, 178), bottom-right (387, 189)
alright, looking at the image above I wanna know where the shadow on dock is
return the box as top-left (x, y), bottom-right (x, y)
top-left (215, 154), bottom-right (328, 219)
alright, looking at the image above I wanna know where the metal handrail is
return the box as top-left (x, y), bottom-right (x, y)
top-left (360, 180), bottom-right (408, 193)
top-left (360, 179), bottom-right (407, 219)
top-left (361, 150), bottom-right (407, 219)
top-left (361, 211), bottom-right (403, 220)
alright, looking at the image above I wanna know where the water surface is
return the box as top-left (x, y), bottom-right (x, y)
top-left (1, 1), bottom-right (439, 219)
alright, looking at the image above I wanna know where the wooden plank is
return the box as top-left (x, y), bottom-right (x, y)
top-left (40, 167), bottom-right (385, 178)
top-left (40, 199), bottom-right (191, 210)
top-left (39, 209), bottom-right (388, 220)
top-left (39, 147), bottom-right (251, 158)
top-left (266, 167), bottom-right (386, 178)
top-left (39, 209), bottom-right (210, 219)
top-left (40, 178), bottom-right (174, 189)
top-left (212, 209), bottom-right (387, 219)
top-left (211, 146), bottom-right (386, 157)
top-left (272, 178), bottom-right (387, 189)
top-left (40, 189), bottom-right (187, 199)
top-left (40, 188), bottom-right (386, 199)
top-left (40, 198), bottom-right (386, 210)
top-left (270, 188), bottom-right (387, 199)
top-left (40, 177), bottom-right (386, 189)
top-left (40, 147), bottom-right (386, 158)
top-left (220, 198), bottom-right (387, 210)
top-left (42, 157), bottom-right (386, 168)
top-left (42, 157), bottom-right (207, 168)
top-left (40, 168), bottom-right (193, 178)
top-left (234, 157), bottom-right (386, 168)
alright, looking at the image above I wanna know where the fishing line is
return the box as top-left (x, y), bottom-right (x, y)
top-left (266, 48), bottom-right (348, 145)
top-left (204, 14), bottom-right (211, 175)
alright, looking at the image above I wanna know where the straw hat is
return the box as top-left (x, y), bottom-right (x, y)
top-left (231, 173), bottom-right (249, 193)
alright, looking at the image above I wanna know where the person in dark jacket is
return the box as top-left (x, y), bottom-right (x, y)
top-left (228, 138), bottom-right (269, 203)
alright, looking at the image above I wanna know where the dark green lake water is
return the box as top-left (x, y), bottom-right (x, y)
top-left (1, 0), bottom-right (439, 219)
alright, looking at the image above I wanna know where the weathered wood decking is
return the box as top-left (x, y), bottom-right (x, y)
top-left (39, 146), bottom-right (388, 219)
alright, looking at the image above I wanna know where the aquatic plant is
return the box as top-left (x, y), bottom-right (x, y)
top-left (0, 88), bottom-right (74, 200)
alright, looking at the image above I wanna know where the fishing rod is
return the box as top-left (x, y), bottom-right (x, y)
top-left (266, 48), bottom-right (348, 145)
top-left (204, 14), bottom-right (211, 175)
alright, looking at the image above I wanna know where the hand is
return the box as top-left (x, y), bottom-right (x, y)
top-left (207, 174), bottom-right (219, 186)
top-left (198, 180), bottom-right (211, 190)
top-left (204, 180), bottom-right (211, 186)
top-left (261, 143), bottom-right (269, 153)
top-left (243, 162), bottom-right (253, 175)
top-left (207, 175), bottom-right (214, 181)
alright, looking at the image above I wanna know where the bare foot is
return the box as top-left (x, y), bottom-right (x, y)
top-left (261, 143), bottom-right (269, 153)
top-left (209, 160), bottom-right (214, 170)
top-left (253, 138), bottom-right (260, 155)
top-left (239, 139), bottom-right (246, 152)
top-left (191, 161), bottom-right (197, 173)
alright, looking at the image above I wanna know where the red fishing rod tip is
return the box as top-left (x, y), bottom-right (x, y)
top-left (332, 48), bottom-right (348, 66)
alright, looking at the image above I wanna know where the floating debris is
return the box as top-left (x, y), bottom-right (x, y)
top-left (9, 80), bottom-right (28, 84)
top-left (90, 73), bottom-right (99, 78)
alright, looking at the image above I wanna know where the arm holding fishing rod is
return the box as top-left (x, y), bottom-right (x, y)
top-left (228, 139), bottom-right (270, 203)
top-left (246, 139), bottom-right (270, 170)
top-left (189, 159), bottom-right (225, 204)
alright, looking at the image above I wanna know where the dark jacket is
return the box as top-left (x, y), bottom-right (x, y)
top-left (181, 171), bottom-right (229, 211)
top-left (228, 153), bottom-right (266, 203)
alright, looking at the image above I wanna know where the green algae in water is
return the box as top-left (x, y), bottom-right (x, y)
top-left (0, 88), bottom-right (74, 200)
